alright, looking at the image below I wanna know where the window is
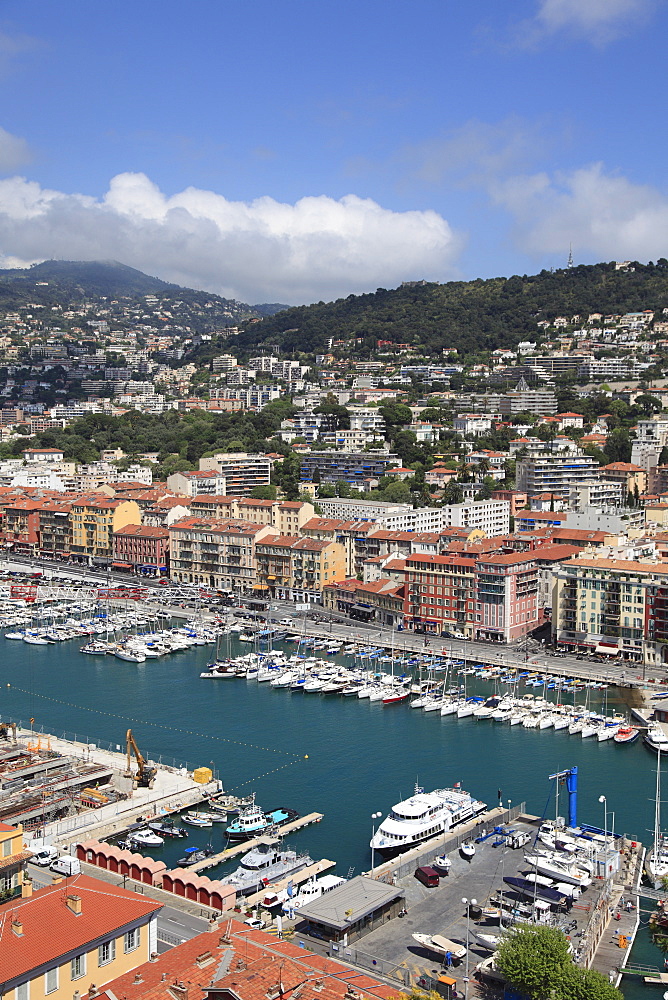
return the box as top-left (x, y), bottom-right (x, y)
top-left (71, 954), bottom-right (86, 980)
top-left (2, 838), bottom-right (12, 857)
top-left (45, 969), bottom-right (58, 994)
top-left (98, 939), bottom-right (116, 966)
top-left (124, 927), bottom-right (140, 953)
top-left (16, 984), bottom-right (29, 1000)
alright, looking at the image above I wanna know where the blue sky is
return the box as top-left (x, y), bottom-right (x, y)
top-left (0, 0), bottom-right (666, 304)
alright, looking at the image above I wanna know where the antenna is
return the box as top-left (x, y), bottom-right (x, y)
top-left (567, 244), bottom-right (573, 268)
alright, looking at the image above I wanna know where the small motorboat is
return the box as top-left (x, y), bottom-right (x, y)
top-left (460, 841), bottom-right (476, 859)
top-left (433, 853), bottom-right (452, 873)
top-left (613, 725), bottom-right (639, 745)
top-left (177, 846), bottom-right (214, 866)
top-left (129, 829), bottom-right (164, 848)
top-left (182, 812), bottom-right (213, 827)
top-left (411, 933), bottom-right (466, 960)
top-left (148, 820), bottom-right (188, 838)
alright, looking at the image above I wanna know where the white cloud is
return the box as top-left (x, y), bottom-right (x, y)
top-left (491, 162), bottom-right (668, 261)
top-left (0, 172), bottom-right (462, 304)
top-left (0, 127), bottom-right (32, 172)
top-left (518, 0), bottom-right (655, 45)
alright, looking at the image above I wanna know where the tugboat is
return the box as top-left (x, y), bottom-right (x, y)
top-left (225, 794), bottom-right (299, 840)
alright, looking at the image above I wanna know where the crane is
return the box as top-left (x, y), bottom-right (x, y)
top-left (125, 729), bottom-right (157, 788)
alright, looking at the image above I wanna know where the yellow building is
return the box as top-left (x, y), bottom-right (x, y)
top-left (0, 822), bottom-right (32, 904)
top-left (0, 873), bottom-right (161, 1000)
top-left (255, 535), bottom-right (347, 602)
top-left (70, 499), bottom-right (140, 562)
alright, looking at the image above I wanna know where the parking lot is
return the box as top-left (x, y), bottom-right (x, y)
top-left (352, 819), bottom-right (601, 990)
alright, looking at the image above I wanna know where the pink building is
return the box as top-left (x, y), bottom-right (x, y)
top-left (113, 524), bottom-right (169, 575)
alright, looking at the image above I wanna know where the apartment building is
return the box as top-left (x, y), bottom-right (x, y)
top-left (255, 535), bottom-right (347, 602)
top-left (476, 552), bottom-right (539, 642)
top-left (442, 499), bottom-right (510, 536)
top-left (299, 450), bottom-right (398, 485)
top-left (552, 556), bottom-right (667, 663)
top-left (0, 822), bottom-right (32, 903)
top-left (299, 517), bottom-right (373, 576)
top-left (196, 453), bottom-right (272, 494)
top-left (112, 525), bottom-right (169, 574)
top-left (322, 578), bottom-right (405, 627)
top-left (599, 462), bottom-right (647, 495)
top-left (69, 499), bottom-right (141, 565)
top-left (166, 470), bottom-right (225, 497)
top-left (189, 497), bottom-right (314, 534)
top-left (168, 518), bottom-right (276, 590)
top-left (516, 454), bottom-right (602, 494)
top-left (403, 553), bottom-right (477, 637)
top-left (36, 501), bottom-right (73, 558)
top-left (631, 415), bottom-right (668, 470)
top-left (314, 497), bottom-right (509, 535)
top-left (0, 874), bottom-right (161, 1000)
top-left (453, 414), bottom-right (494, 436)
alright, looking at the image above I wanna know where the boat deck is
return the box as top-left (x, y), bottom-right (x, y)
top-left (188, 812), bottom-right (324, 873)
top-left (244, 858), bottom-right (336, 906)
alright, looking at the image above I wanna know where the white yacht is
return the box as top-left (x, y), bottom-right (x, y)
top-left (370, 783), bottom-right (486, 855)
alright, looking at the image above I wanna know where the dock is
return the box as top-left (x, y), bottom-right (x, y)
top-left (188, 812), bottom-right (324, 873)
top-left (244, 858), bottom-right (336, 906)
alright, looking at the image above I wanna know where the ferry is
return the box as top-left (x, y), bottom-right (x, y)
top-left (370, 783), bottom-right (486, 855)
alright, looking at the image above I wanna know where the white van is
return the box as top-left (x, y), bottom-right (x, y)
top-left (50, 856), bottom-right (81, 876)
top-left (32, 846), bottom-right (58, 867)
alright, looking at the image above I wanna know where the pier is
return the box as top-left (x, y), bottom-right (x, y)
top-left (244, 858), bottom-right (336, 906)
top-left (188, 812), bottom-right (324, 873)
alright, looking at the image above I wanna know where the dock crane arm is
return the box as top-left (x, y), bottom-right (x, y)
top-left (125, 729), bottom-right (156, 787)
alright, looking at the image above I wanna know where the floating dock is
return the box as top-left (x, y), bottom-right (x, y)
top-left (188, 812), bottom-right (324, 873)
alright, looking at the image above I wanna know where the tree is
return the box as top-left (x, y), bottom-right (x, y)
top-left (496, 926), bottom-right (571, 1000)
top-left (444, 480), bottom-right (464, 504)
top-left (380, 480), bottom-right (412, 504)
top-left (496, 926), bottom-right (622, 1000)
top-left (250, 485), bottom-right (277, 500)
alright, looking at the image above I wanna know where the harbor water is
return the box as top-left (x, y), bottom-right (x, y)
top-left (2, 631), bottom-right (668, 993)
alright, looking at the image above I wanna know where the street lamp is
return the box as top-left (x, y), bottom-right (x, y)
top-left (370, 812), bottom-right (382, 873)
top-left (598, 794), bottom-right (608, 844)
top-left (461, 896), bottom-right (477, 999)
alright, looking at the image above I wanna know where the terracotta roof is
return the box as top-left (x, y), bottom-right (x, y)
top-left (113, 524), bottom-right (169, 538)
top-left (93, 922), bottom-right (395, 1000)
top-left (0, 873), bottom-right (161, 984)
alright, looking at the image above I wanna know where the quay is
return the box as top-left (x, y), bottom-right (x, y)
top-left (188, 812), bottom-right (325, 873)
top-left (314, 812), bottom-right (645, 994)
top-left (5, 726), bottom-right (221, 849)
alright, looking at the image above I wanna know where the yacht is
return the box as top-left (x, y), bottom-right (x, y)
top-left (225, 839), bottom-right (313, 896)
top-left (370, 783), bottom-right (486, 855)
top-left (645, 725), bottom-right (668, 754)
top-left (281, 874), bottom-right (347, 913)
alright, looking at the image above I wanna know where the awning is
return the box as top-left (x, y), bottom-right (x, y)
top-left (595, 644), bottom-right (618, 655)
top-left (252, 583), bottom-right (269, 590)
top-left (112, 562), bottom-right (133, 569)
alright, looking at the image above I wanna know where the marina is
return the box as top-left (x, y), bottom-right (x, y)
top-left (3, 606), bottom-right (668, 996)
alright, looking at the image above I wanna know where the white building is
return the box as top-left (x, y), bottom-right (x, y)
top-left (453, 414), bottom-right (494, 436)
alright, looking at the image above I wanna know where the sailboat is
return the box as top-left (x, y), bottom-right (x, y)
top-left (646, 748), bottom-right (668, 889)
top-left (383, 631), bottom-right (410, 704)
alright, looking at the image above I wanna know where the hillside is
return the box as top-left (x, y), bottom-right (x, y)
top-left (224, 259), bottom-right (668, 358)
top-left (0, 259), bottom-right (287, 320)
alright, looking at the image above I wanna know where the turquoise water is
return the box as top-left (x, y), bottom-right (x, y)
top-left (3, 633), bottom-right (667, 989)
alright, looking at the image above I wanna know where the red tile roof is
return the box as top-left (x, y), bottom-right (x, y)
top-left (93, 922), bottom-right (396, 1000)
top-left (0, 873), bottom-right (161, 984)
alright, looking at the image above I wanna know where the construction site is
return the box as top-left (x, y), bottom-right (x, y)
top-left (0, 723), bottom-right (220, 846)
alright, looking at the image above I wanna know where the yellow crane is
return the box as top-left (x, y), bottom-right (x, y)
top-left (125, 729), bottom-right (157, 788)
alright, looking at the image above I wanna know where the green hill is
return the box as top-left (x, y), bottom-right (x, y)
top-left (226, 259), bottom-right (668, 358)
